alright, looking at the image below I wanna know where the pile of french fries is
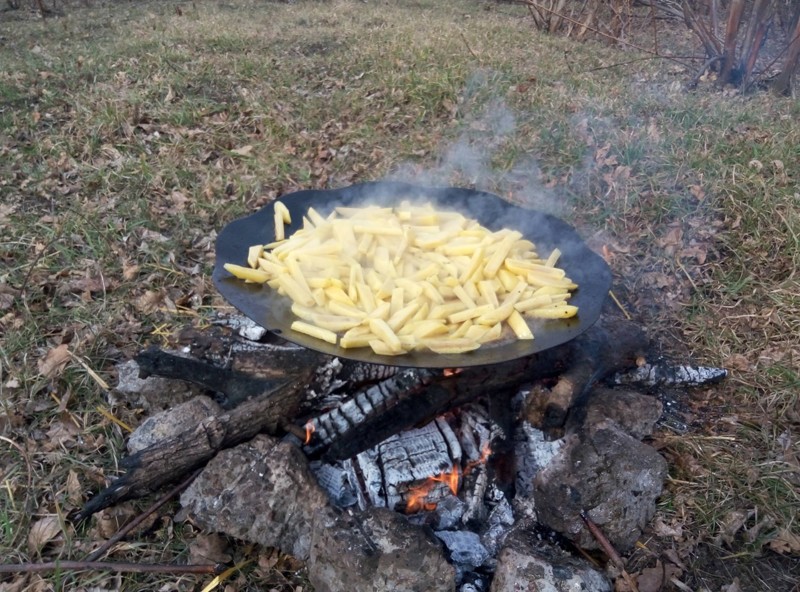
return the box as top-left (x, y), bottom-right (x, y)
top-left (224, 200), bottom-right (578, 355)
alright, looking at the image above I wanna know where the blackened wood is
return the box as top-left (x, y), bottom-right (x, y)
top-left (525, 317), bottom-right (648, 432)
top-left (316, 318), bottom-right (648, 460)
top-left (76, 374), bottom-right (311, 521)
top-left (135, 348), bottom-right (283, 408)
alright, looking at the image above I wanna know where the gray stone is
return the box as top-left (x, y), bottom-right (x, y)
top-left (582, 387), bottom-right (663, 439)
top-left (180, 435), bottom-right (331, 559)
top-left (127, 395), bottom-right (221, 454)
top-left (112, 358), bottom-right (202, 412)
top-left (533, 422), bottom-right (668, 551)
top-left (490, 528), bottom-right (611, 592)
top-left (309, 506), bottom-right (455, 592)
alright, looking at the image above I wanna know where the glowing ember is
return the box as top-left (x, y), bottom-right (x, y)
top-left (464, 443), bottom-right (492, 475)
top-left (304, 421), bottom-right (316, 445)
top-left (404, 466), bottom-right (460, 514)
top-left (442, 368), bottom-right (463, 377)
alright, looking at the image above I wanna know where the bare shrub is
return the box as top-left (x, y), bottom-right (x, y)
top-left (670, 0), bottom-right (800, 93)
top-left (521, 0), bottom-right (636, 41)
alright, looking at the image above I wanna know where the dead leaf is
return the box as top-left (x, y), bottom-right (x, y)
top-left (122, 261), bottom-right (141, 281)
top-left (188, 532), bottom-right (232, 564)
top-left (636, 560), bottom-right (681, 592)
top-left (65, 470), bottom-right (84, 507)
top-left (768, 529), bottom-right (800, 554)
top-left (721, 578), bottom-right (744, 592)
top-left (28, 516), bottom-right (62, 554)
top-left (652, 517), bottom-right (683, 538)
top-left (38, 344), bottom-right (71, 379)
top-left (231, 145), bottom-right (254, 156)
top-left (724, 354), bottom-right (752, 372)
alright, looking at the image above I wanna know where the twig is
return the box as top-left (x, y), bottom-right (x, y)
top-left (84, 468), bottom-right (203, 562)
top-left (0, 561), bottom-right (222, 574)
top-left (518, 0), bottom-right (691, 68)
top-left (580, 510), bottom-right (639, 592)
top-left (458, 30), bottom-right (480, 61)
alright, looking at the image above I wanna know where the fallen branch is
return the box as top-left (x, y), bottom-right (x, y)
top-left (84, 468), bottom-right (203, 562)
top-left (0, 561), bottom-right (222, 575)
top-left (580, 510), bottom-right (639, 592)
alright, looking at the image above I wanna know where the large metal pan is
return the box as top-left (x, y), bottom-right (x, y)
top-left (214, 181), bottom-right (611, 368)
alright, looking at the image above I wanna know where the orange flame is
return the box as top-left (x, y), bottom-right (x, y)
top-left (303, 421), bottom-right (316, 445)
top-left (443, 368), bottom-right (463, 377)
top-left (404, 466), bottom-right (461, 513)
top-left (464, 443), bottom-right (492, 475)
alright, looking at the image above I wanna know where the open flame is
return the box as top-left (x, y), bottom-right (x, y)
top-left (464, 442), bottom-right (492, 475)
top-left (404, 443), bottom-right (493, 514)
top-left (304, 420), bottom-right (316, 445)
top-left (405, 465), bottom-right (460, 514)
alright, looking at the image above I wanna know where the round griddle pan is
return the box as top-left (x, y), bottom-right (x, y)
top-left (214, 181), bottom-right (611, 368)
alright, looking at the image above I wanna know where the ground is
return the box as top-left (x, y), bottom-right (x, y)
top-left (0, 0), bottom-right (798, 590)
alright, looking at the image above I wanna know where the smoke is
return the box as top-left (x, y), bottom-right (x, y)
top-left (389, 70), bottom-right (565, 215)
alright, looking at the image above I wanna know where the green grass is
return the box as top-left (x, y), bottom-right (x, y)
top-left (2, 0), bottom-right (799, 589)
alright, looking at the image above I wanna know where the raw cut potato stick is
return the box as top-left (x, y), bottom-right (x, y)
top-left (223, 201), bottom-right (579, 355)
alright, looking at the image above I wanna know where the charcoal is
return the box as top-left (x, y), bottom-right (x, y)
top-left (435, 530), bottom-right (491, 570)
top-left (481, 496), bottom-right (514, 557)
top-left (310, 461), bottom-right (359, 508)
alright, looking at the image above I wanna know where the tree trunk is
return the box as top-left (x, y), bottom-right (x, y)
top-left (772, 6), bottom-right (800, 95)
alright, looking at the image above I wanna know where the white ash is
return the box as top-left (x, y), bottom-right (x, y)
top-left (514, 422), bottom-right (564, 498)
top-left (480, 495), bottom-right (514, 558)
top-left (212, 314), bottom-right (269, 342)
top-left (613, 361), bottom-right (727, 387)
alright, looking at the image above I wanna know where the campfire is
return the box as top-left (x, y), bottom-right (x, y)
top-left (82, 184), bottom-right (728, 591)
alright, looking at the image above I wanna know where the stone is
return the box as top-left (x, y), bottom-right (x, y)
top-left (180, 434), bottom-right (331, 559)
top-left (581, 387), bottom-right (663, 439)
top-left (112, 358), bottom-right (203, 412)
top-left (490, 527), bottom-right (611, 592)
top-left (309, 506), bottom-right (455, 592)
top-left (127, 395), bottom-right (221, 454)
top-left (532, 422), bottom-right (668, 551)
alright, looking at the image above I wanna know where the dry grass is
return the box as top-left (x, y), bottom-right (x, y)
top-left (1, 0), bottom-right (799, 589)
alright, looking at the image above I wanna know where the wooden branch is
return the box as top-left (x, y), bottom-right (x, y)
top-left (580, 511), bottom-right (639, 592)
top-left (84, 468), bottom-right (202, 562)
top-left (0, 561), bottom-right (221, 575)
top-left (135, 348), bottom-right (284, 408)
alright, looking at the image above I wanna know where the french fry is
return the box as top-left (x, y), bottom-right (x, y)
top-left (525, 304), bottom-right (579, 319)
top-left (274, 201), bottom-right (292, 224)
top-left (422, 337), bottom-right (481, 354)
top-left (224, 263), bottom-right (271, 283)
top-left (507, 310), bottom-right (534, 339)
top-left (226, 201), bottom-right (579, 355)
top-left (290, 320), bottom-right (337, 344)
